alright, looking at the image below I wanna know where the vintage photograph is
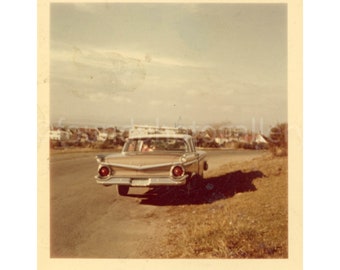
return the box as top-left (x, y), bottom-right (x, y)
top-left (45, 1), bottom-right (297, 263)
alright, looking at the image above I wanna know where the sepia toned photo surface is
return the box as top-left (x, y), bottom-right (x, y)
top-left (38, 1), bottom-right (302, 269)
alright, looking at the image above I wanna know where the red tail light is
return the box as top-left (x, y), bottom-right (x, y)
top-left (99, 166), bottom-right (110, 177)
top-left (171, 165), bottom-right (184, 178)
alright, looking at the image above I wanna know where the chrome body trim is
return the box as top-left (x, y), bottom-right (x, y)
top-left (97, 161), bottom-right (175, 170)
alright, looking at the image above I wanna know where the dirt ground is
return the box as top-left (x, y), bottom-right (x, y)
top-left (49, 149), bottom-right (268, 258)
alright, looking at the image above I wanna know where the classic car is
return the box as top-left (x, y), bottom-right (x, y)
top-left (95, 126), bottom-right (208, 196)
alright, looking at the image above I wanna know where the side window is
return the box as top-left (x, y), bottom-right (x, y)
top-left (124, 139), bottom-right (144, 152)
top-left (124, 139), bottom-right (138, 152)
top-left (189, 139), bottom-right (195, 152)
top-left (128, 140), bottom-right (136, 151)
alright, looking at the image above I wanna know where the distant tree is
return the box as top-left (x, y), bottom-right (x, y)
top-left (268, 123), bottom-right (288, 156)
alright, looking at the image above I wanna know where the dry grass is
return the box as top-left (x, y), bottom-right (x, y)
top-left (143, 155), bottom-right (288, 258)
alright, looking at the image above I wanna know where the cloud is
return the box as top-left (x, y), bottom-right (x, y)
top-left (51, 46), bottom-right (147, 104)
top-left (151, 56), bottom-right (209, 69)
top-left (107, 46), bottom-right (210, 70)
top-left (70, 89), bottom-right (132, 103)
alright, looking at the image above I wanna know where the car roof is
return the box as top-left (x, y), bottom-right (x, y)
top-left (128, 134), bottom-right (192, 140)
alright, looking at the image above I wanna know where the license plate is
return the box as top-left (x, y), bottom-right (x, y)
top-left (131, 179), bottom-right (150, 186)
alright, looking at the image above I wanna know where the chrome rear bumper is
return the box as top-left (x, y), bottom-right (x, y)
top-left (95, 175), bottom-right (188, 187)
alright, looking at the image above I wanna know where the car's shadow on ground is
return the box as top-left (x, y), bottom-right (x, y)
top-left (128, 170), bottom-right (265, 206)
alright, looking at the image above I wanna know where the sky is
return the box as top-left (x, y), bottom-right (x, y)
top-left (50, 3), bottom-right (287, 133)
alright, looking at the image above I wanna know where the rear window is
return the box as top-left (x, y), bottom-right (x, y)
top-left (123, 138), bottom-right (188, 153)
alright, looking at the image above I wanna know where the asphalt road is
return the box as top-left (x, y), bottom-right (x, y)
top-left (49, 149), bottom-right (265, 258)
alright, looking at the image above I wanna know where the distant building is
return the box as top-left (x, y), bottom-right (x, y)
top-left (50, 129), bottom-right (71, 141)
top-left (97, 131), bottom-right (108, 142)
top-left (254, 134), bottom-right (268, 144)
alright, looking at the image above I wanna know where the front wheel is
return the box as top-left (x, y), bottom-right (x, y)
top-left (117, 185), bottom-right (129, 196)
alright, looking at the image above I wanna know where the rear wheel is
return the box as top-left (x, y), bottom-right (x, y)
top-left (186, 174), bottom-right (202, 195)
top-left (117, 185), bottom-right (129, 196)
